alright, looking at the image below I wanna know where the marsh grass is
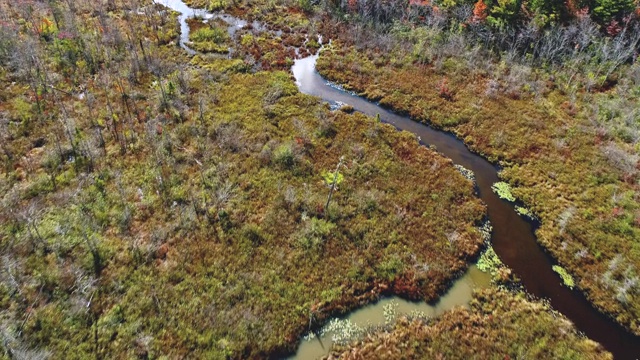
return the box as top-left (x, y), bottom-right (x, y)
top-left (0, 2), bottom-right (486, 358)
top-left (187, 18), bottom-right (231, 53)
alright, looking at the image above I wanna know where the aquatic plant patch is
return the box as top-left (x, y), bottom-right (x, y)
top-left (553, 265), bottom-right (576, 289)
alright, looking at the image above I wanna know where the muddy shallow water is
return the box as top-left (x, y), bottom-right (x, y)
top-left (153, 0), bottom-right (640, 358)
top-left (289, 265), bottom-right (491, 359)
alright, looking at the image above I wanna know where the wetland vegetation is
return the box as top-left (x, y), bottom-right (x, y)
top-left (314, 8), bottom-right (640, 338)
top-left (326, 288), bottom-right (613, 360)
top-left (0, 0), bottom-right (638, 358)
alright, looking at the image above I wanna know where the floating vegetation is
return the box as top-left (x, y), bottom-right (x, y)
top-left (477, 220), bottom-right (493, 242)
top-left (491, 181), bottom-right (516, 202)
top-left (304, 300), bottom-right (401, 345)
top-left (454, 164), bottom-right (475, 184)
top-left (328, 289), bottom-right (613, 359)
top-left (304, 318), bottom-right (367, 345)
top-left (327, 319), bottom-right (366, 345)
top-left (477, 246), bottom-right (503, 277)
top-left (552, 265), bottom-right (575, 289)
top-left (515, 205), bottom-right (537, 220)
top-left (383, 300), bottom-right (399, 325)
top-left (408, 309), bottom-right (429, 320)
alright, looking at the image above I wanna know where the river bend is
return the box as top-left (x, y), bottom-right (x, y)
top-left (154, 0), bottom-right (640, 358)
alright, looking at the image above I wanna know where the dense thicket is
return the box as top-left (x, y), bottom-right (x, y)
top-left (325, 0), bottom-right (638, 27)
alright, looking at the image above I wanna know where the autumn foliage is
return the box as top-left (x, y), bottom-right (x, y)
top-left (472, 0), bottom-right (488, 23)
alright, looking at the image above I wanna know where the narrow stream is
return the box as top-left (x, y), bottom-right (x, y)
top-left (153, 0), bottom-right (640, 358)
top-left (155, 0), bottom-right (265, 54)
top-left (293, 54), bottom-right (640, 359)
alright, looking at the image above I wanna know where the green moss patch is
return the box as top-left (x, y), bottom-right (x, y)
top-left (491, 181), bottom-right (516, 202)
top-left (187, 18), bottom-right (231, 53)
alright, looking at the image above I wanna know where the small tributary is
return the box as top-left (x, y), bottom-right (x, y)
top-left (153, 0), bottom-right (640, 358)
top-left (155, 0), bottom-right (265, 54)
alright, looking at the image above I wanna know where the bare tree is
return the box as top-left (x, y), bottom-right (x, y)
top-left (77, 206), bottom-right (104, 277)
top-left (18, 202), bottom-right (48, 253)
top-left (0, 113), bottom-right (14, 174)
top-left (84, 92), bottom-right (106, 156)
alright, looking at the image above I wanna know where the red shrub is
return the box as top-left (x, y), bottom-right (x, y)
top-left (472, 0), bottom-right (488, 23)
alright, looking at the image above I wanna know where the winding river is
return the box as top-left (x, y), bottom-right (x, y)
top-left (154, 0), bottom-right (640, 358)
top-left (293, 54), bottom-right (640, 360)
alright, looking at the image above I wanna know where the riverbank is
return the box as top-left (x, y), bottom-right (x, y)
top-left (326, 288), bottom-right (613, 360)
